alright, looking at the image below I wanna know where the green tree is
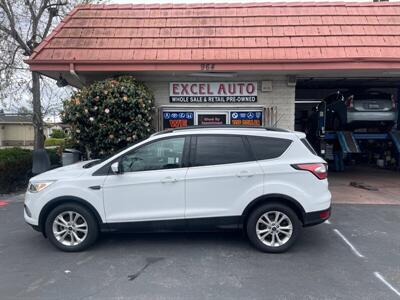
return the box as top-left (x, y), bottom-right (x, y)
top-left (0, 0), bottom-right (102, 150)
top-left (62, 76), bottom-right (156, 158)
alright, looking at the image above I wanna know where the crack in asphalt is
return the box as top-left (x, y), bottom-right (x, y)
top-left (127, 257), bottom-right (164, 281)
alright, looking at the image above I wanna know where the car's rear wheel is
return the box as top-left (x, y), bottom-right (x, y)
top-left (246, 203), bottom-right (301, 253)
top-left (45, 203), bottom-right (98, 252)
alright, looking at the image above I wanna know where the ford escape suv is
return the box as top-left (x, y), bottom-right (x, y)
top-left (25, 126), bottom-right (331, 253)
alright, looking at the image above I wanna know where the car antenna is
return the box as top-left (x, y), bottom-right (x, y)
top-left (272, 113), bottom-right (284, 128)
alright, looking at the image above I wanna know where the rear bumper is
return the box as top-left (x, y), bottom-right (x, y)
top-left (303, 206), bottom-right (331, 227)
top-left (347, 111), bottom-right (397, 123)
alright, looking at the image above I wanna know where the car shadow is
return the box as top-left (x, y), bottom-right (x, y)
top-left (89, 225), bottom-right (332, 255)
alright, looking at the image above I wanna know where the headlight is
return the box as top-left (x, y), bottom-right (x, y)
top-left (28, 181), bottom-right (55, 193)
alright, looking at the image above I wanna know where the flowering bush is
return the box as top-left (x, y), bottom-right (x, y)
top-left (62, 76), bottom-right (155, 158)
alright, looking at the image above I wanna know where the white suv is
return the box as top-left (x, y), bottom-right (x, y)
top-left (25, 127), bottom-right (331, 253)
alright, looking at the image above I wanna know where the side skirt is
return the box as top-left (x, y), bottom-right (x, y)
top-left (103, 216), bottom-right (241, 233)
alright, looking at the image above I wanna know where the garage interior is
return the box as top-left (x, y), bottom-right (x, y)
top-left (295, 76), bottom-right (400, 171)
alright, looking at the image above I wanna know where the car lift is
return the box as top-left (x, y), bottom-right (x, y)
top-left (316, 107), bottom-right (400, 171)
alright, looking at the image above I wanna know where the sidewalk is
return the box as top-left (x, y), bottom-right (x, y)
top-left (329, 166), bottom-right (400, 205)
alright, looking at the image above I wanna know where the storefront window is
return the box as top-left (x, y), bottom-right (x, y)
top-left (161, 110), bottom-right (263, 129)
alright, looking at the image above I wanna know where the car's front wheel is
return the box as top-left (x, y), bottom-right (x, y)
top-left (246, 203), bottom-right (301, 253)
top-left (45, 203), bottom-right (99, 252)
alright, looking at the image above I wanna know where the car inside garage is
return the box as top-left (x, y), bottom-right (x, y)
top-left (295, 77), bottom-right (400, 171)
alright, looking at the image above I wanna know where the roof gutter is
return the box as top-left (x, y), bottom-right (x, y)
top-left (26, 56), bottom-right (400, 65)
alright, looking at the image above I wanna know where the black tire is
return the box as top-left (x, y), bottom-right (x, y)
top-left (45, 203), bottom-right (99, 252)
top-left (246, 203), bottom-right (301, 253)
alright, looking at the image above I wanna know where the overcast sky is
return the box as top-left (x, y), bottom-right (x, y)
top-left (109, 0), bottom-right (377, 3)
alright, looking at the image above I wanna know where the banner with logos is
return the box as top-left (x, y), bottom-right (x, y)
top-left (169, 82), bottom-right (257, 103)
top-left (163, 112), bottom-right (194, 129)
top-left (230, 111), bottom-right (263, 126)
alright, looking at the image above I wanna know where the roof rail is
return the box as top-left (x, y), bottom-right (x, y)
top-left (152, 125), bottom-right (289, 136)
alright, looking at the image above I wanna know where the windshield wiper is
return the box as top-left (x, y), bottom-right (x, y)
top-left (82, 159), bottom-right (102, 169)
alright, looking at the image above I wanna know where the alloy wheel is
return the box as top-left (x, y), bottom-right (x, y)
top-left (52, 211), bottom-right (88, 247)
top-left (256, 211), bottom-right (293, 247)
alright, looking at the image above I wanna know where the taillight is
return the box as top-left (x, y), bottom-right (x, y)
top-left (391, 94), bottom-right (397, 110)
top-left (345, 95), bottom-right (354, 108)
top-left (292, 163), bottom-right (328, 180)
top-left (319, 210), bottom-right (330, 219)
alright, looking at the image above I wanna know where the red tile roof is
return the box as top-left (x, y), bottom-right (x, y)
top-left (26, 2), bottom-right (400, 72)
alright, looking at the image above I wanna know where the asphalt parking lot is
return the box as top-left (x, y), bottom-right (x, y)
top-left (0, 195), bottom-right (400, 300)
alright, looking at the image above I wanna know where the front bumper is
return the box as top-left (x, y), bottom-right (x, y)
top-left (24, 204), bottom-right (38, 226)
top-left (24, 192), bottom-right (40, 226)
top-left (303, 206), bottom-right (331, 227)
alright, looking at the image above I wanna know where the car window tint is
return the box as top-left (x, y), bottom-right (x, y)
top-left (194, 135), bottom-right (249, 166)
top-left (248, 136), bottom-right (292, 160)
top-left (356, 92), bottom-right (391, 100)
top-left (121, 137), bottom-right (185, 172)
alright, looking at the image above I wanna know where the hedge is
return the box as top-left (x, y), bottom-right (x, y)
top-left (0, 148), bottom-right (32, 194)
top-left (45, 138), bottom-right (65, 147)
top-left (0, 148), bottom-right (62, 194)
top-left (50, 129), bottom-right (66, 139)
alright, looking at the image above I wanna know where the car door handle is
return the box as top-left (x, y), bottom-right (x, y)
top-left (161, 176), bottom-right (178, 183)
top-left (89, 185), bottom-right (101, 190)
top-left (236, 170), bottom-right (254, 178)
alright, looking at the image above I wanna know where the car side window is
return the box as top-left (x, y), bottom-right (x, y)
top-left (247, 136), bottom-right (292, 160)
top-left (121, 137), bottom-right (185, 172)
top-left (193, 135), bottom-right (250, 166)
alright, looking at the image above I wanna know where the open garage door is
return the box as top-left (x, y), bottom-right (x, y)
top-left (295, 77), bottom-right (400, 133)
top-left (295, 77), bottom-right (400, 171)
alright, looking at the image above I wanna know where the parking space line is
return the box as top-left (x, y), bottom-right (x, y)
top-left (325, 220), bottom-right (331, 225)
top-left (374, 272), bottom-right (400, 298)
top-left (333, 229), bottom-right (365, 258)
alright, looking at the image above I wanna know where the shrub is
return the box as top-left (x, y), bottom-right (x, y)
top-left (50, 129), bottom-right (66, 139)
top-left (45, 138), bottom-right (65, 147)
top-left (0, 148), bottom-right (32, 194)
top-left (62, 76), bottom-right (155, 158)
top-left (0, 148), bottom-right (62, 194)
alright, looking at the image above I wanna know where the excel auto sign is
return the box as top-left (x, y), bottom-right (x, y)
top-left (169, 82), bottom-right (257, 103)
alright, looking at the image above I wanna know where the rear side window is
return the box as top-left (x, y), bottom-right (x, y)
top-left (248, 136), bottom-right (292, 160)
top-left (356, 91), bottom-right (391, 101)
top-left (193, 135), bottom-right (250, 166)
top-left (300, 138), bottom-right (317, 155)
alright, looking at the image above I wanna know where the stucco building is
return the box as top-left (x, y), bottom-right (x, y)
top-left (26, 2), bottom-right (400, 131)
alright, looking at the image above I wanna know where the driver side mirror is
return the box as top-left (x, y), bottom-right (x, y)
top-left (111, 162), bottom-right (122, 174)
